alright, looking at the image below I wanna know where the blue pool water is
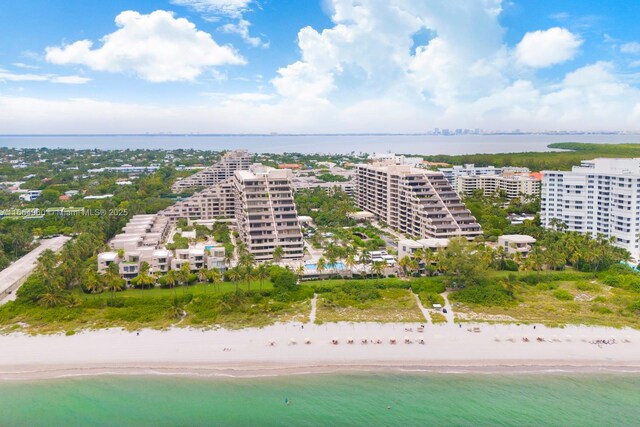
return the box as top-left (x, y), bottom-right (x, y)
top-left (306, 262), bottom-right (346, 271)
top-left (205, 245), bottom-right (215, 251)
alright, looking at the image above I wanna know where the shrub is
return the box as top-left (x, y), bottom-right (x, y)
top-left (591, 304), bottom-right (613, 315)
top-left (450, 284), bottom-right (513, 306)
top-left (535, 282), bottom-right (558, 291)
top-left (16, 275), bottom-right (47, 305)
top-left (270, 267), bottom-right (298, 292)
top-left (575, 281), bottom-right (601, 292)
top-left (553, 289), bottom-right (573, 301)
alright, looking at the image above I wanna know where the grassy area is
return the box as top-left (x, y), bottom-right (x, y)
top-left (315, 288), bottom-right (425, 323)
top-left (430, 312), bottom-right (447, 324)
top-left (451, 279), bottom-right (640, 329)
top-left (1, 268), bottom-right (638, 333)
top-left (0, 280), bottom-right (310, 334)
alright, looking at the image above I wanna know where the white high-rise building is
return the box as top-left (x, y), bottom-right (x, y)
top-left (541, 158), bottom-right (640, 259)
top-left (171, 150), bottom-right (251, 193)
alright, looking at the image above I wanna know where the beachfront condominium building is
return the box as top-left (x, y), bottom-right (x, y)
top-left (355, 162), bottom-right (482, 239)
top-left (439, 164), bottom-right (530, 188)
top-left (161, 181), bottom-right (236, 222)
top-left (456, 172), bottom-right (540, 200)
top-left (171, 149), bottom-right (251, 193)
top-left (541, 158), bottom-right (640, 259)
top-left (233, 167), bottom-right (305, 261)
top-left (161, 165), bottom-right (305, 261)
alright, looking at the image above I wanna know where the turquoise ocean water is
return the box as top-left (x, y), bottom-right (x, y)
top-left (0, 373), bottom-right (639, 426)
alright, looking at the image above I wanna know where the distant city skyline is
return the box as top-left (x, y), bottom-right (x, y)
top-left (1, 0), bottom-right (640, 134)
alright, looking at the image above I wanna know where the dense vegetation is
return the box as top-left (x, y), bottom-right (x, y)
top-left (421, 142), bottom-right (640, 171)
top-left (295, 187), bottom-right (357, 227)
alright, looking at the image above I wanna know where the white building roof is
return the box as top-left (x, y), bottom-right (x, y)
top-left (98, 252), bottom-right (118, 261)
top-left (499, 235), bottom-right (536, 244)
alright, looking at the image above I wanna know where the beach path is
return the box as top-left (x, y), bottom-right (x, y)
top-left (442, 292), bottom-right (455, 324)
top-left (412, 292), bottom-right (432, 325)
top-left (309, 293), bottom-right (318, 324)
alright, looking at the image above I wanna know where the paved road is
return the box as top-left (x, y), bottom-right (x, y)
top-left (0, 236), bottom-right (70, 304)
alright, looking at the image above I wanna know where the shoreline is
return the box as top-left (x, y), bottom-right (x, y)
top-left (3, 362), bottom-right (640, 382)
top-left (2, 322), bottom-right (640, 381)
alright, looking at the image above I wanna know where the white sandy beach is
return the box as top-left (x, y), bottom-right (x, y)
top-left (1, 322), bottom-right (640, 380)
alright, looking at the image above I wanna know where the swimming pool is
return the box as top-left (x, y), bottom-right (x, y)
top-left (305, 262), bottom-right (346, 271)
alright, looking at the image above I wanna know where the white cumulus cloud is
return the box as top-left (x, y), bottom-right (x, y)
top-left (45, 10), bottom-right (245, 82)
top-left (171, 0), bottom-right (252, 18)
top-left (621, 42), bottom-right (640, 55)
top-left (172, 0), bottom-right (267, 47)
top-left (0, 69), bottom-right (90, 84)
top-left (515, 27), bottom-right (582, 68)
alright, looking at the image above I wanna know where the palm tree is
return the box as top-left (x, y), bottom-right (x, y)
top-left (255, 263), bottom-right (270, 292)
top-left (316, 257), bottom-right (327, 276)
top-left (169, 296), bottom-right (185, 320)
top-left (295, 263), bottom-right (306, 282)
top-left (103, 272), bottom-right (126, 301)
top-left (326, 253), bottom-right (338, 275)
top-left (37, 249), bottom-right (58, 285)
top-left (84, 268), bottom-right (103, 296)
top-left (372, 261), bottom-right (386, 279)
top-left (208, 268), bottom-right (223, 293)
top-left (227, 267), bottom-right (242, 293)
top-left (273, 246), bottom-right (285, 264)
top-left (198, 267), bottom-right (208, 286)
top-left (38, 287), bottom-right (68, 307)
top-left (345, 253), bottom-right (357, 274)
top-left (398, 256), bottom-right (411, 278)
top-left (178, 263), bottom-right (190, 294)
top-left (243, 264), bottom-right (254, 291)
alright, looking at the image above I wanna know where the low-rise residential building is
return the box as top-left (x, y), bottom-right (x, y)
top-left (497, 234), bottom-right (536, 258)
top-left (18, 190), bottom-right (42, 202)
top-left (439, 163), bottom-right (531, 189)
top-left (456, 172), bottom-right (540, 200)
top-left (398, 238), bottom-right (450, 260)
top-left (98, 252), bottom-right (119, 273)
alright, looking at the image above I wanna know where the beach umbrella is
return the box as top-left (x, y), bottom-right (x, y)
top-left (290, 338), bottom-right (297, 345)
top-left (404, 336), bottom-right (412, 344)
top-left (361, 337), bottom-right (368, 344)
top-left (304, 338), bottom-right (311, 344)
top-left (390, 337), bottom-right (396, 344)
top-left (375, 337), bottom-right (382, 344)
top-left (347, 337), bottom-right (354, 344)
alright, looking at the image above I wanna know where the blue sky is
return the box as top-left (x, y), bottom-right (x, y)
top-left (1, 0), bottom-right (639, 133)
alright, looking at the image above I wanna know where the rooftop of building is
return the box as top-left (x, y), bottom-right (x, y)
top-left (499, 234), bottom-right (537, 243)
